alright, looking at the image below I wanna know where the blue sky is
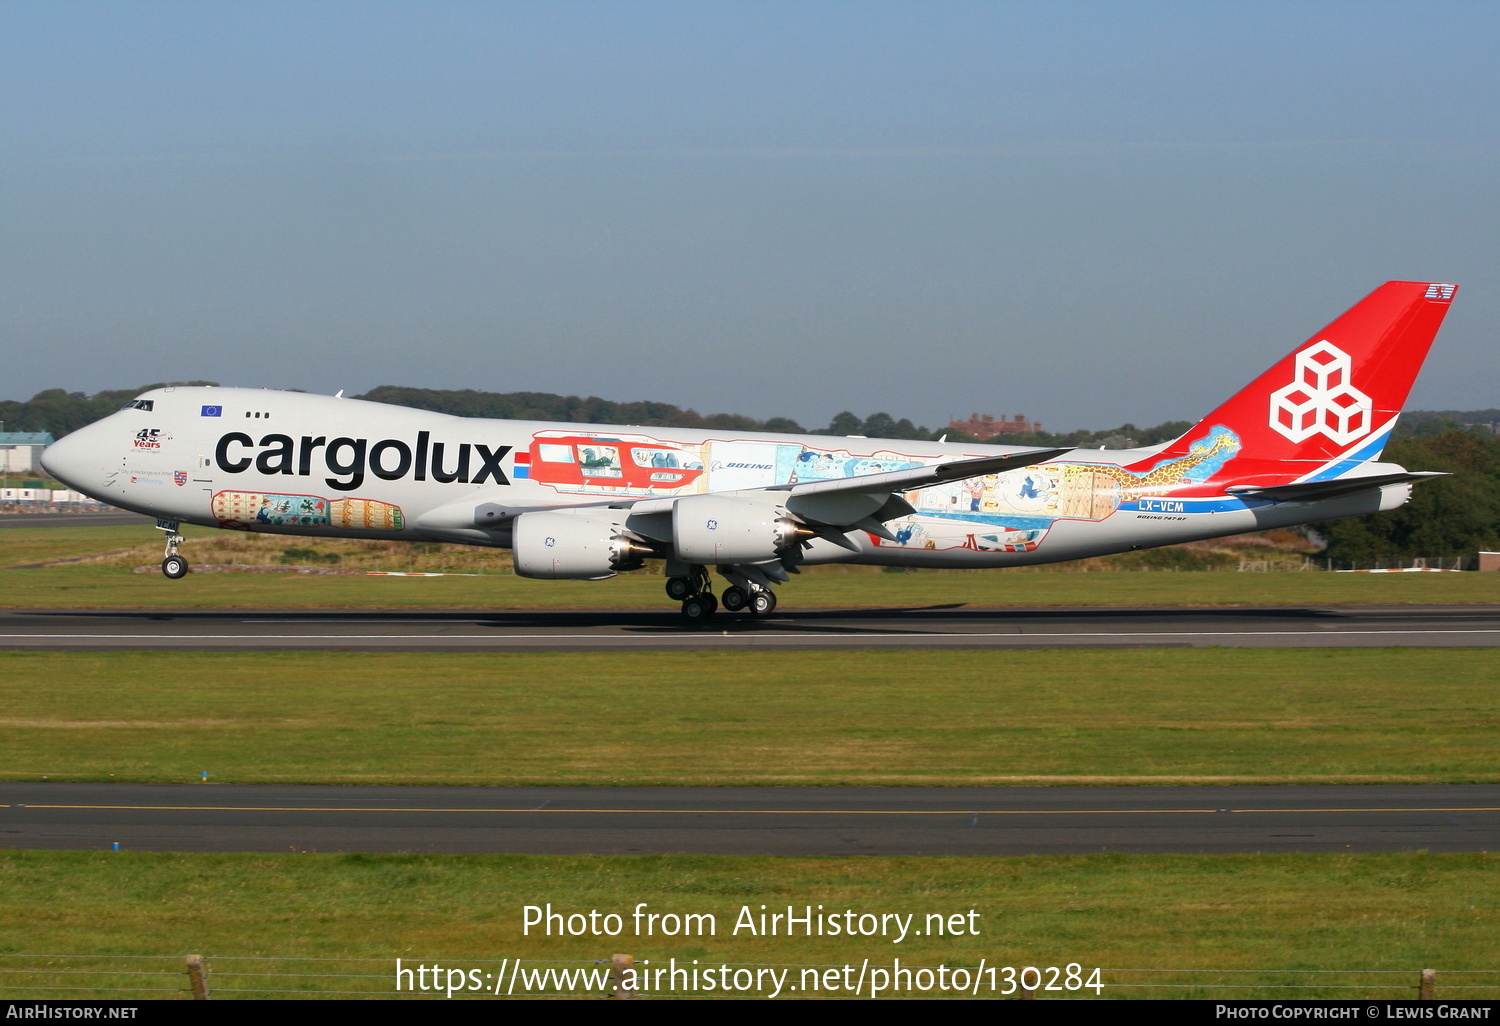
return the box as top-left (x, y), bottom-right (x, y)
top-left (3, 1), bottom-right (1497, 430)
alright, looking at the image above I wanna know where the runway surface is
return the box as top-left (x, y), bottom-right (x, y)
top-left (4, 783), bottom-right (1495, 855)
top-left (4, 604), bottom-right (1500, 650)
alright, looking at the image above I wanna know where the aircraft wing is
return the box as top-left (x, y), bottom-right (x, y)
top-left (424, 446), bottom-right (1073, 543)
top-left (1224, 471), bottom-right (1447, 502)
top-left (771, 447), bottom-right (1074, 500)
top-left (767, 446), bottom-right (1075, 542)
top-left (619, 446), bottom-right (1075, 546)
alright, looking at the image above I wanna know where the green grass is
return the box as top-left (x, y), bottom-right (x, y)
top-left (3, 649), bottom-right (1497, 785)
top-left (4, 520), bottom-right (1492, 608)
top-left (0, 851), bottom-right (1494, 999)
top-left (3, 562), bottom-right (1499, 610)
top-left (0, 526), bottom-right (160, 567)
top-left (3, 521), bottom-right (1325, 573)
top-left (5, 535), bottom-right (1495, 1002)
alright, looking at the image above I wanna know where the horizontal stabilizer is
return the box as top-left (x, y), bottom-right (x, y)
top-left (1225, 471), bottom-right (1447, 502)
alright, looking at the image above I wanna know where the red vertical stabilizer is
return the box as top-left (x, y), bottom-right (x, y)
top-left (1136, 281), bottom-right (1458, 487)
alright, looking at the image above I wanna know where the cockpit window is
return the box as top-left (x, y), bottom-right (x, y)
top-left (120, 399), bottom-right (155, 411)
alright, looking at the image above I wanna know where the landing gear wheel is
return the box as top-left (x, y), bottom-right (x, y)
top-left (681, 594), bottom-right (717, 620)
top-left (721, 586), bottom-right (749, 612)
top-left (665, 576), bottom-right (693, 601)
top-left (157, 524), bottom-right (186, 579)
top-left (749, 590), bottom-right (777, 616)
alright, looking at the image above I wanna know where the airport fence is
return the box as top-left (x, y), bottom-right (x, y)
top-left (1234, 555), bottom-right (1475, 572)
top-left (1, 954), bottom-right (1497, 1000)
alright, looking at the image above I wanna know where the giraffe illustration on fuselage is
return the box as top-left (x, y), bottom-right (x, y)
top-left (1057, 427), bottom-right (1242, 519)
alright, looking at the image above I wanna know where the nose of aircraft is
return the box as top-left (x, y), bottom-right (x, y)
top-left (40, 425), bottom-right (108, 494)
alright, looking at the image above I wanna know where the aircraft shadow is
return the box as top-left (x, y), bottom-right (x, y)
top-left (28, 604), bottom-right (1361, 638)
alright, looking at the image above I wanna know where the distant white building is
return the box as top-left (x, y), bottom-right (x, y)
top-left (0, 432), bottom-right (55, 473)
top-left (0, 487), bottom-right (93, 503)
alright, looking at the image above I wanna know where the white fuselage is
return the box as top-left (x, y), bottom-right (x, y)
top-left (42, 385), bottom-right (1409, 571)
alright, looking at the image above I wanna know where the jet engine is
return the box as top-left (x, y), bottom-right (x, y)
top-left (671, 494), bottom-right (807, 564)
top-left (512, 509), bottom-right (652, 580)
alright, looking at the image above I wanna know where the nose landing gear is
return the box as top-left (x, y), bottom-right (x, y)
top-left (156, 520), bottom-right (188, 579)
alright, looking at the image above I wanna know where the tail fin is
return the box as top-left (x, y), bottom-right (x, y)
top-left (1139, 281), bottom-right (1458, 489)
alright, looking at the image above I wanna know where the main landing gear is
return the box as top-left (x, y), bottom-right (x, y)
top-left (666, 566), bottom-right (717, 620)
top-left (157, 520), bottom-right (188, 579)
top-left (665, 564), bottom-right (779, 621)
top-left (722, 585), bottom-right (776, 616)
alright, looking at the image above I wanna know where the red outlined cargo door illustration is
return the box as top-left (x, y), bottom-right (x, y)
top-left (524, 432), bottom-right (705, 495)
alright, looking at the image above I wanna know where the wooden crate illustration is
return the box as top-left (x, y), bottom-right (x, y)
top-left (1061, 469), bottom-right (1121, 520)
top-left (330, 498), bottom-right (404, 530)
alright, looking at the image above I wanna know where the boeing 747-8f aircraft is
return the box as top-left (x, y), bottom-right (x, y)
top-left (42, 281), bottom-right (1458, 618)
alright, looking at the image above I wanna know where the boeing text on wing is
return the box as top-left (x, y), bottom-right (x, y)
top-left (41, 281), bottom-right (1459, 617)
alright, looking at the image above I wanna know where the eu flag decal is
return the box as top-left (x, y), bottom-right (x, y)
top-left (201, 405), bottom-right (222, 417)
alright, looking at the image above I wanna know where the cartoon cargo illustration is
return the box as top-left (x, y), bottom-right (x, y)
top-left (212, 491), bottom-right (329, 528)
top-left (779, 447), bottom-right (923, 485)
top-left (212, 490), bottom-right (403, 531)
top-left (330, 497), bottom-right (404, 530)
top-left (516, 424), bottom-right (1243, 554)
top-left (520, 432), bottom-right (706, 494)
top-left (872, 426), bottom-right (1242, 554)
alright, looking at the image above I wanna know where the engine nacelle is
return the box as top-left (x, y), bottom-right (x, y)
top-left (672, 494), bottom-right (802, 565)
top-left (512, 509), bottom-right (649, 580)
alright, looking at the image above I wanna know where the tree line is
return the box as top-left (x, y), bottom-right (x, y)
top-left (5, 383), bottom-right (1496, 561)
top-left (2, 382), bottom-right (1182, 448)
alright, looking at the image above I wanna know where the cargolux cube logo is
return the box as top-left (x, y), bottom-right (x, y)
top-left (1269, 341), bottom-right (1372, 445)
